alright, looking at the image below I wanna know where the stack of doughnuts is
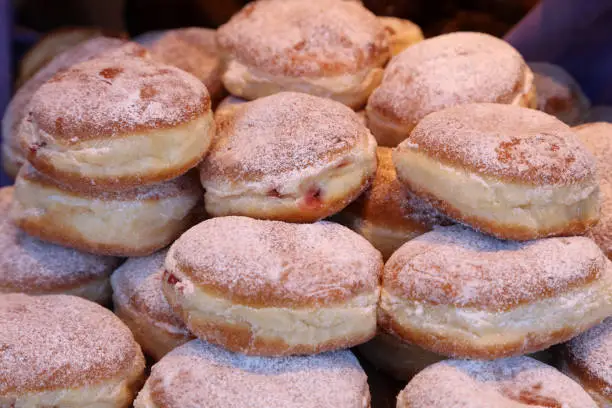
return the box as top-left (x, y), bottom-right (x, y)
top-left (10, 55), bottom-right (213, 256)
top-left (3, 1), bottom-right (612, 407)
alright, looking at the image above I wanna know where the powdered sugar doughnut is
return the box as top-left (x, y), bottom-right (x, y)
top-left (21, 56), bottom-right (214, 191)
top-left (11, 164), bottom-right (203, 256)
top-left (530, 62), bottom-right (590, 125)
top-left (162, 216), bottom-right (382, 356)
top-left (0, 293), bottom-right (145, 407)
top-left (357, 331), bottom-right (558, 382)
top-left (574, 122), bottom-right (612, 259)
top-left (397, 357), bottom-right (597, 408)
top-left (379, 225), bottom-right (612, 359)
top-left (0, 187), bottom-right (120, 303)
top-left (561, 318), bottom-right (612, 406)
top-left (393, 103), bottom-right (599, 240)
top-left (150, 27), bottom-right (225, 104)
top-left (111, 249), bottom-right (194, 361)
top-left (16, 28), bottom-right (128, 87)
top-left (200, 92), bottom-right (377, 222)
top-left (334, 147), bottom-right (451, 260)
top-left (1, 37), bottom-right (147, 179)
top-left (135, 340), bottom-right (370, 408)
top-left (217, 0), bottom-right (389, 109)
top-left (366, 32), bottom-right (536, 147)
top-left (378, 17), bottom-right (423, 56)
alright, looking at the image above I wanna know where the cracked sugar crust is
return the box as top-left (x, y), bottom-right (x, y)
top-left (398, 357), bottom-right (597, 408)
top-left (217, 0), bottom-right (389, 77)
top-left (384, 224), bottom-right (607, 311)
top-left (166, 216), bottom-right (382, 308)
top-left (27, 56), bottom-right (210, 141)
top-left (140, 340), bottom-right (369, 408)
top-left (0, 186), bottom-right (120, 292)
top-left (0, 293), bottom-right (143, 395)
top-left (368, 32), bottom-right (530, 125)
top-left (398, 103), bottom-right (597, 185)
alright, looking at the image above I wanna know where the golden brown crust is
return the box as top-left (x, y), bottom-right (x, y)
top-left (383, 225), bottom-right (605, 311)
top-left (169, 307), bottom-right (376, 357)
top-left (563, 354), bottom-right (612, 404)
top-left (342, 147), bottom-right (450, 232)
top-left (0, 293), bottom-right (145, 396)
top-left (397, 103), bottom-right (596, 186)
top-left (26, 57), bottom-right (210, 141)
top-left (25, 148), bottom-right (206, 193)
top-left (367, 32), bottom-right (533, 131)
top-left (15, 218), bottom-right (179, 257)
top-left (378, 308), bottom-right (582, 360)
top-left (400, 178), bottom-right (599, 241)
top-left (150, 28), bottom-right (225, 103)
top-left (0, 187), bottom-right (120, 294)
top-left (19, 164), bottom-right (202, 202)
top-left (165, 217), bottom-right (383, 308)
top-left (207, 172), bottom-right (374, 223)
top-left (217, 0), bottom-right (389, 77)
top-left (113, 301), bottom-right (193, 361)
top-left (203, 92), bottom-right (368, 183)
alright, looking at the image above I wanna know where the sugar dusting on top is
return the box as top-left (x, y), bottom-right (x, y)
top-left (566, 317), bottom-right (612, 398)
top-left (384, 224), bottom-right (606, 310)
top-left (368, 32), bottom-right (529, 126)
top-left (0, 187), bottom-right (120, 292)
top-left (574, 122), bottom-right (612, 258)
top-left (217, 0), bottom-right (388, 76)
top-left (150, 28), bottom-right (222, 95)
top-left (167, 216), bottom-right (382, 306)
top-left (0, 293), bottom-right (142, 394)
top-left (398, 357), bottom-right (597, 407)
top-left (111, 249), bottom-right (190, 332)
top-left (400, 103), bottom-right (597, 185)
top-left (201, 92), bottom-right (371, 187)
top-left (2, 37), bottom-right (131, 151)
top-left (28, 56), bottom-right (210, 141)
top-left (142, 340), bottom-right (369, 408)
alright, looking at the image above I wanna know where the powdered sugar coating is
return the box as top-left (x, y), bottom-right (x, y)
top-left (0, 187), bottom-right (120, 293)
top-left (0, 293), bottom-right (143, 394)
top-left (111, 249), bottom-right (189, 332)
top-left (368, 32), bottom-right (530, 126)
top-left (150, 28), bottom-right (222, 97)
top-left (398, 357), bottom-right (597, 407)
top-left (2, 37), bottom-right (139, 152)
top-left (384, 224), bottom-right (606, 310)
top-left (166, 216), bottom-right (382, 307)
top-left (217, 0), bottom-right (389, 77)
top-left (565, 317), bottom-right (612, 398)
top-left (575, 122), bottom-right (612, 258)
top-left (399, 103), bottom-right (597, 185)
top-left (139, 340), bottom-right (369, 408)
top-left (201, 92), bottom-right (373, 186)
top-left (27, 56), bottom-right (210, 141)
